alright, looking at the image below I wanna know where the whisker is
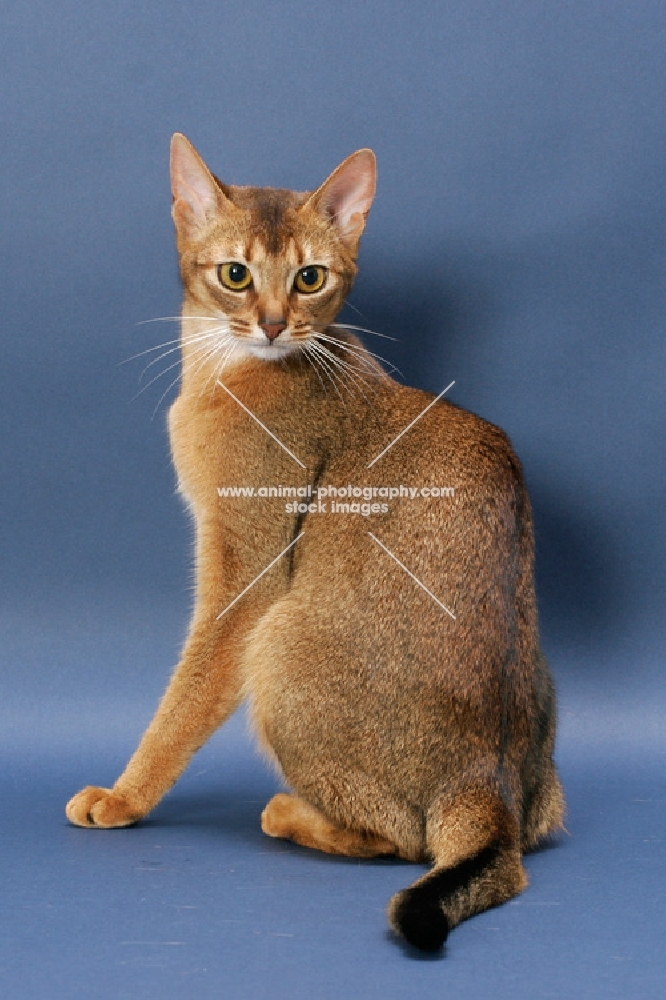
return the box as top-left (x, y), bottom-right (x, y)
top-left (299, 343), bottom-right (329, 395)
top-left (148, 337), bottom-right (230, 420)
top-left (302, 343), bottom-right (345, 401)
top-left (312, 331), bottom-right (400, 378)
top-left (311, 338), bottom-right (374, 382)
top-left (317, 329), bottom-right (402, 375)
top-left (313, 333), bottom-right (386, 372)
top-left (207, 341), bottom-right (239, 402)
top-left (120, 337), bottom-right (182, 365)
top-left (307, 341), bottom-right (369, 400)
top-left (191, 333), bottom-right (233, 379)
top-left (308, 342), bottom-right (374, 401)
top-left (332, 322), bottom-right (399, 342)
top-left (195, 347), bottom-right (227, 402)
top-left (121, 327), bottom-right (228, 367)
top-left (199, 338), bottom-right (237, 402)
top-left (130, 357), bottom-right (182, 400)
top-left (132, 338), bottom-right (223, 405)
top-left (138, 331), bottom-right (225, 378)
top-left (151, 370), bottom-right (185, 421)
top-left (342, 299), bottom-right (367, 321)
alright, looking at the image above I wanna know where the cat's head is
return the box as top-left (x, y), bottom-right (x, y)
top-left (170, 133), bottom-right (376, 362)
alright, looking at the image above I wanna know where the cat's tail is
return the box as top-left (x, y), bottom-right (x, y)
top-left (387, 783), bottom-right (527, 952)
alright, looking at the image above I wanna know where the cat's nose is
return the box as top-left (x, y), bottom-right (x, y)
top-left (260, 319), bottom-right (287, 343)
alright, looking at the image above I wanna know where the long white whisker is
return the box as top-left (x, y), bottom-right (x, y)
top-left (121, 337), bottom-right (182, 365)
top-left (130, 357), bottom-right (182, 399)
top-left (308, 341), bottom-right (373, 401)
top-left (148, 337), bottom-right (229, 420)
top-left (332, 322), bottom-right (399, 342)
top-left (317, 329), bottom-right (402, 375)
top-left (189, 334), bottom-right (234, 388)
top-left (303, 343), bottom-right (345, 401)
top-left (194, 348), bottom-right (226, 401)
top-left (121, 327), bottom-right (229, 367)
top-left (312, 331), bottom-right (396, 377)
top-left (132, 338), bottom-right (223, 404)
top-left (299, 343), bottom-right (329, 395)
top-left (144, 323), bottom-right (230, 363)
top-left (311, 335), bottom-right (392, 387)
top-left (298, 342), bottom-right (326, 393)
top-left (342, 299), bottom-right (367, 321)
top-left (138, 331), bottom-right (224, 378)
top-left (207, 341), bottom-right (238, 403)
top-left (150, 370), bottom-right (185, 421)
top-left (311, 339), bottom-right (373, 383)
top-left (199, 338), bottom-right (237, 401)
top-left (316, 331), bottom-right (400, 376)
top-left (307, 341), bottom-right (365, 400)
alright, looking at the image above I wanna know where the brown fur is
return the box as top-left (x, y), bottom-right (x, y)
top-left (66, 134), bottom-right (564, 951)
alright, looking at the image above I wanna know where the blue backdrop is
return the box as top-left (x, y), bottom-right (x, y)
top-left (1, 2), bottom-right (664, 997)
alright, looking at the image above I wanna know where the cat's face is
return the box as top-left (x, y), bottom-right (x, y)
top-left (170, 134), bottom-right (376, 363)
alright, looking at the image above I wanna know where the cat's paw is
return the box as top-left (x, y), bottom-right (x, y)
top-left (260, 792), bottom-right (294, 839)
top-left (261, 793), bottom-right (398, 857)
top-left (65, 786), bottom-right (141, 829)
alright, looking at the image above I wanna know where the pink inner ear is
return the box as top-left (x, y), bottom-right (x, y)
top-left (314, 150), bottom-right (376, 241)
top-left (170, 135), bottom-right (220, 227)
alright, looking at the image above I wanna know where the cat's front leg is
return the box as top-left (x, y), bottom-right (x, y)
top-left (66, 611), bottom-right (245, 828)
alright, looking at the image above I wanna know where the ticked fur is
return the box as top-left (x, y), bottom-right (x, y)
top-left (66, 134), bottom-right (564, 954)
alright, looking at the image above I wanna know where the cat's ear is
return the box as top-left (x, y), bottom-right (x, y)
top-left (170, 133), bottom-right (230, 240)
top-left (305, 149), bottom-right (377, 252)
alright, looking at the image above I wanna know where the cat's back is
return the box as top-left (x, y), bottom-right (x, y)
top-left (245, 388), bottom-right (537, 814)
top-left (327, 378), bottom-right (526, 511)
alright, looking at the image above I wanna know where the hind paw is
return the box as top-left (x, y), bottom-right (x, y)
top-left (261, 793), bottom-right (397, 857)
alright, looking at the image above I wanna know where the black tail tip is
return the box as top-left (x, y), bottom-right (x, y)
top-left (389, 886), bottom-right (450, 953)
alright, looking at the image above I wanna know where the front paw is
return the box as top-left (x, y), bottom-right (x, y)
top-left (65, 786), bottom-right (141, 828)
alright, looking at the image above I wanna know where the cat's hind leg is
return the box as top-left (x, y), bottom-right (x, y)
top-left (521, 763), bottom-right (565, 852)
top-left (388, 782), bottom-right (527, 952)
top-left (261, 793), bottom-right (399, 858)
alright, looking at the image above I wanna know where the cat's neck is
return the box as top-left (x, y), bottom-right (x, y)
top-left (177, 307), bottom-right (387, 405)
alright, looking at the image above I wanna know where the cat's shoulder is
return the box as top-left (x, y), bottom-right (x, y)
top-left (393, 383), bottom-right (525, 487)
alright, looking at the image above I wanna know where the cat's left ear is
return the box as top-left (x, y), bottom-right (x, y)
top-left (305, 149), bottom-right (377, 252)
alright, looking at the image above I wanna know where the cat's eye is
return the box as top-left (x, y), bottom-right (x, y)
top-left (294, 265), bottom-right (327, 294)
top-left (218, 262), bottom-right (253, 291)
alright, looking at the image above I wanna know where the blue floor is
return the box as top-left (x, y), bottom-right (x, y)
top-left (1, 607), bottom-right (664, 998)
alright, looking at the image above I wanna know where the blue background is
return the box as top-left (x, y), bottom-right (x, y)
top-left (1, 2), bottom-right (664, 997)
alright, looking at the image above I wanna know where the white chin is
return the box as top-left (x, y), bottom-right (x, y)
top-left (247, 342), bottom-right (297, 361)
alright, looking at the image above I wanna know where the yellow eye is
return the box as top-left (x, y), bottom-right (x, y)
top-left (218, 262), bottom-right (252, 291)
top-left (294, 265), bottom-right (327, 294)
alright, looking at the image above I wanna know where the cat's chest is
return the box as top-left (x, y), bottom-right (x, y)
top-left (167, 389), bottom-right (328, 515)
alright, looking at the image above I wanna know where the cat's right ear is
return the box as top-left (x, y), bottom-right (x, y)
top-left (170, 133), bottom-right (228, 241)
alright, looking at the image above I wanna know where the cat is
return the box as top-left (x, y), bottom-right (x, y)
top-left (66, 133), bottom-right (565, 953)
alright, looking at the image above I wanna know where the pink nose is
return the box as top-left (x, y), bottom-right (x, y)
top-left (260, 320), bottom-right (287, 343)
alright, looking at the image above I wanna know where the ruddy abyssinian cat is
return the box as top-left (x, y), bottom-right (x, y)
top-left (66, 133), bottom-right (564, 952)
